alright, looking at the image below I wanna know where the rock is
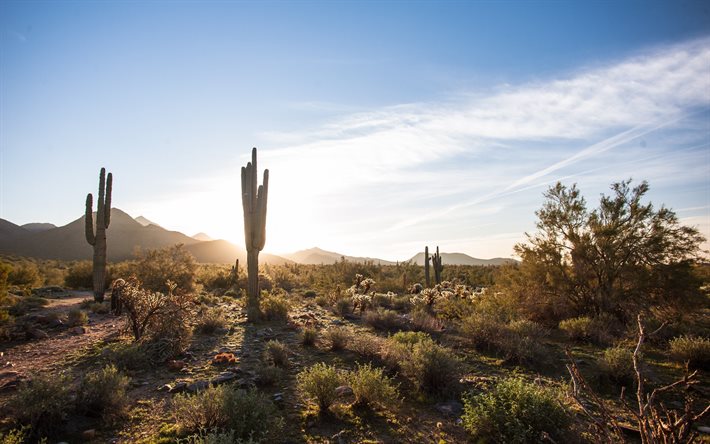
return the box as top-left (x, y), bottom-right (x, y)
top-left (82, 429), bottom-right (96, 440)
top-left (186, 380), bottom-right (210, 393)
top-left (211, 372), bottom-right (237, 385)
top-left (698, 426), bottom-right (710, 434)
top-left (331, 319), bottom-right (345, 326)
top-left (157, 384), bottom-right (172, 392)
top-left (27, 329), bottom-right (48, 340)
top-left (71, 326), bottom-right (88, 334)
top-left (167, 360), bottom-right (186, 371)
top-left (272, 392), bottom-right (284, 403)
top-left (169, 382), bottom-right (188, 393)
top-left (335, 385), bottom-right (353, 397)
top-left (48, 318), bottom-right (65, 328)
top-left (434, 400), bottom-right (463, 417)
top-left (236, 377), bottom-right (256, 389)
top-left (331, 430), bottom-right (350, 444)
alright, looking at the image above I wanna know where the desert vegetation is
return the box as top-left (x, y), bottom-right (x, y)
top-left (0, 178), bottom-right (707, 443)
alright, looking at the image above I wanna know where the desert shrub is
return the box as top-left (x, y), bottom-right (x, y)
top-left (197, 265), bottom-right (233, 291)
top-left (65, 260), bottom-right (99, 289)
top-left (410, 308), bottom-right (444, 333)
top-left (104, 341), bottom-right (153, 370)
top-left (177, 430), bottom-right (257, 444)
top-left (256, 365), bottom-right (285, 386)
top-left (264, 340), bottom-right (290, 367)
top-left (174, 386), bottom-right (283, 440)
top-left (559, 314), bottom-right (619, 345)
top-left (384, 331), bottom-right (459, 396)
top-left (363, 308), bottom-right (403, 331)
top-left (7, 295), bottom-right (48, 317)
top-left (260, 291), bottom-right (290, 321)
top-left (315, 294), bottom-right (330, 307)
top-left (435, 295), bottom-right (476, 321)
top-left (303, 290), bottom-right (317, 298)
top-left (460, 312), bottom-right (506, 350)
top-left (9, 373), bottom-right (71, 437)
top-left (0, 427), bottom-right (28, 444)
top-left (324, 326), bottom-right (350, 351)
top-left (300, 326), bottom-right (317, 346)
top-left (669, 335), bottom-right (710, 368)
top-left (348, 363), bottom-right (399, 409)
top-left (196, 307), bottom-right (228, 334)
top-left (598, 346), bottom-right (634, 383)
top-left (87, 301), bottom-right (110, 314)
top-left (462, 377), bottom-right (570, 443)
top-left (76, 364), bottom-right (130, 423)
top-left (333, 297), bottom-right (351, 317)
top-left (67, 308), bottom-right (88, 326)
top-left (8, 261), bottom-right (41, 288)
top-left (297, 363), bottom-right (344, 412)
top-left (132, 244), bottom-right (197, 294)
top-left (348, 333), bottom-right (385, 360)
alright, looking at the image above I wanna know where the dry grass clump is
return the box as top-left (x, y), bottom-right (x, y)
top-left (195, 306), bottom-right (228, 334)
top-left (558, 314), bottom-right (619, 345)
top-left (598, 346), bottom-right (634, 383)
top-left (300, 326), bottom-right (318, 346)
top-left (9, 373), bottom-right (72, 438)
top-left (76, 364), bottom-right (130, 424)
top-left (363, 308), bottom-right (403, 331)
top-left (324, 326), bottom-right (351, 351)
top-left (264, 340), bottom-right (290, 367)
top-left (260, 291), bottom-right (291, 321)
top-left (669, 335), bottom-right (710, 368)
top-left (348, 363), bottom-right (399, 409)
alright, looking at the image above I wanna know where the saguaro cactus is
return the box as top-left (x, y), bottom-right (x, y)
top-left (424, 246), bottom-right (431, 287)
top-left (85, 167), bottom-right (112, 302)
top-left (241, 148), bottom-right (269, 321)
top-left (432, 246), bottom-right (443, 285)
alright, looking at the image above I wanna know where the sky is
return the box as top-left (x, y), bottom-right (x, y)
top-left (1, 1), bottom-right (709, 261)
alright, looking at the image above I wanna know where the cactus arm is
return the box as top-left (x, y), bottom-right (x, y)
top-left (256, 169), bottom-right (269, 250)
top-left (97, 168), bottom-right (106, 227)
top-left (85, 193), bottom-right (95, 245)
top-left (104, 172), bottom-right (112, 227)
top-left (251, 147), bottom-right (257, 211)
top-left (241, 166), bottom-right (253, 250)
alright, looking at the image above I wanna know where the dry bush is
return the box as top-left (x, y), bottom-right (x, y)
top-left (260, 291), bottom-right (291, 321)
top-left (363, 308), bottom-right (404, 331)
top-left (196, 306), bottom-right (228, 335)
top-left (300, 326), bottom-right (317, 346)
top-left (410, 308), bottom-right (445, 333)
top-left (76, 364), bottom-right (130, 424)
top-left (347, 333), bottom-right (385, 360)
top-left (264, 340), bottom-right (290, 367)
top-left (132, 244), bottom-right (197, 294)
top-left (9, 373), bottom-right (72, 438)
top-left (598, 346), bottom-right (634, 383)
top-left (324, 326), bottom-right (351, 351)
top-left (67, 308), bottom-right (88, 326)
top-left (559, 313), bottom-right (619, 346)
top-left (669, 335), bottom-right (710, 369)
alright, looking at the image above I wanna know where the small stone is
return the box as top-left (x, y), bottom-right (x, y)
top-left (186, 380), bottom-right (209, 393)
top-left (167, 360), bottom-right (186, 371)
top-left (71, 326), bottom-right (88, 334)
top-left (335, 385), bottom-right (353, 397)
top-left (27, 329), bottom-right (48, 340)
top-left (698, 426), bottom-right (710, 434)
top-left (169, 382), bottom-right (188, 393)
top-left (434, 400), bottom-right (463, 417)
top-left (211, 372), bottom-right (237, 385)
top-left (272, 392), bottom-right (284, 403)
top-left (82, 429), bottom-right (96, 440)
top-left (157, 384), bottom-right (172, 392)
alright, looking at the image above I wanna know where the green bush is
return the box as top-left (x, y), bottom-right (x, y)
top-left (669, 335), bottom-right (710, 368)
top-left (598, 346), bottom-right (634, 382)
top-left (172, 385), bottom-right (282, 441)
top-left (462, 377), bottom-right (570, 443)
top-left (324, 326), bottom-right (350, 351)
top-left (558, 314), bottom-right (618, 345)
top-left (264, 340), bottom-right (290, 367)
top-left (8, 261), bottom-right (41, 288)
top-left (67, 308), bottom-right (88, 326)
top-left (132, 244), bottom-right (198, 294)
top-left (0, 427), bottom-right (28, 444)
top-left (76, 364), bottom-right (130, 423)
top-left (8, 295), bottom-right (49, 316)
top-left (348, 363), bottom-right (399, 409)
top-left (297, 363), bottom-right (343, 412)
top-left (347, 333), bottom-right (385, 359)
top-left (64, 261), bottom-right (96, 289)
top-left (260, 292), bottom-right (290, 321)
top-left (9, 373), bottom-right (72, 437)
top-left (460, 312), bottom-right (506, 350)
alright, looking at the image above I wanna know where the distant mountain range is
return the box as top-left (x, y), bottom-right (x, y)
top-left (0, 209), bottom-right (515, 266)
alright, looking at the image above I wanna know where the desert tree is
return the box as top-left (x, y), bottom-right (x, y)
top-left (513, 180), bottom-right (704, 319)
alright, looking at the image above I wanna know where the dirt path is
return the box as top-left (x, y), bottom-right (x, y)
top-left (0, 293), bottom-right (121, 389)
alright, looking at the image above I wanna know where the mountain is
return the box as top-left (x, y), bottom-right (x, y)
top-left (135, 215), bottom-right (161, 227)
top-left (185, 239), bottom-right (291, 265)
top-left (0, 208), bottom-right (290, 265)
top-left (192, 232), bottom-right (213, 241)
top-left (283, 247), bottom-right (396, 265)
top-left (408, 252), bottom-right (516, 266)
top-left (21, 223), bottom-right (57, 232)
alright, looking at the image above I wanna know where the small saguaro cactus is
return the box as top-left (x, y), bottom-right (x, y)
top-left (85, 167), bottom-right (113, 302)
top-left (432, 246), bottom-right (443, 285)
top-left (241, 148), bottom-right (269, 321)
top-left (424, 246), bottom-right (431, 287)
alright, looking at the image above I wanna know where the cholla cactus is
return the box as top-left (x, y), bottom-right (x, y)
top-left (410, 287), bottom-right (440, 309)
top-left (85, 167), bottom-right (112, 302)
top-left (241, 148), bottom-right (269, 321)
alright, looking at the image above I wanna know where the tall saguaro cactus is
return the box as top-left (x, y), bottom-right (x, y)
top-left (85, 167), bottom-right (112, 302)
top-left (241, 148), bottom-right (269, 321)
top-left (432, 246), bottom-right (443, 285)
top-left (424, 246), bottom-right (431, 287)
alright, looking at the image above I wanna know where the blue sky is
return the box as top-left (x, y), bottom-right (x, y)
top-left (1, 1), bottom-right (709, 260)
